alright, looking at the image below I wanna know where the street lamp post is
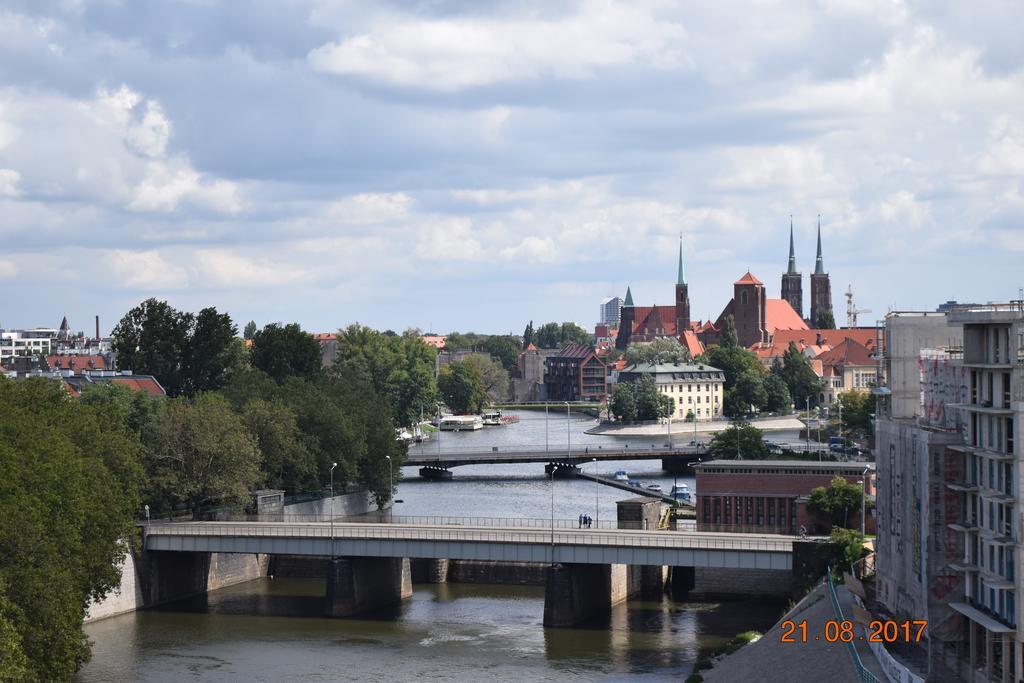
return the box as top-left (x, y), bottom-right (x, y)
top-left (805, 397), bottom-right (811, 453)
top-left (591, 457), bottom-right (598, 527)
top-left (329, 462), bottom-right (338, 552)
top-left (385, 455), bottom-right (393, 519)
top-left (436, 403), bottom-right (442, 462)
top-left (545, 402), bottom-right (549, 453)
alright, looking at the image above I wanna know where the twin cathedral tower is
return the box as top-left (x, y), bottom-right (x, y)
top-left (615, 217), bottom-right (834, 352)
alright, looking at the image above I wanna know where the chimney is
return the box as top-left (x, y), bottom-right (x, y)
top-left (816, 332), bottom-right (824, 346)
top-left (95, 316), bottom-right (100, 340)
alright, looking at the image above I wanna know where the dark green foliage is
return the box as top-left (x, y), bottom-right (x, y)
top-left (0, 377), bottom-right (142, 681)
top-left (839, 390), bottom-right (873, 433)
top-left (610, 383), bottom-right (638, 422)
top-left (241, 399), bottom-right (316, 493)
top-left (707, 421), bottom-right (769, 458)
top-left (112, 300), bottom-right (242, 397)
top-left (532, 321), bottom-right (591, 349)
top-left (763, 373), bottom-right (793, 413)
top-left (481, 335), bottom-right (522, 371)
top-left (829, 528), bottom-right (865, 574)
top-left (465, 354), bottom-right (509, 402)
top-left (720, 315), bottom-right (739, 348)
top-left (145, 393), bottom-right (260, 517)
top-left (243, 320), bottom-right (257, 340)
top-left (250, 323), bottom-right (323, 383)
top-left (112, 298), bottom-right (193, 395)
top-left (817, 309), bottom-right (836, 330)
top-left (559, 322), bottom-right (591, 346)
top-left (183, 307), bottom-right (239, 395)
top-left (522, 321), bottom-right (535, 349)
top-left (700, 342), bottom-right (766, 417)
top-left (438, 360), bottom-right (488, 414)
top-left (777, 342), bottom-right (824, 407)
top-left (808, 476), bottom-right (864, 529)
top-left (633, 375), bottom-right (673, 421)
top-left (333, 325), bottom-right (438, 427)
top-left (625, 337), bottom-right (690, 364)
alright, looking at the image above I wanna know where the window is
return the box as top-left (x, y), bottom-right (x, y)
top-left (741, 290), bottom-right (748, 305)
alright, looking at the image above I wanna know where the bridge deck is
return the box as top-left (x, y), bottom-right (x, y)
top-left (144, 521), bottom-right (793, 570)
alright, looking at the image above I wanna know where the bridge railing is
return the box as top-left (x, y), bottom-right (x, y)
top-left (143, 521), bottom-right (795, 552)
top-left (826, 567), bottom-right (882, 683)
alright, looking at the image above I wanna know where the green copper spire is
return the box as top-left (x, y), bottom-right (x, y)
top-left (677, 233), bottom-right (686, 285)
top-left (787, 216), bottom-right (798, 275)
top-left (623, 286), bottom-right (634, 307)
top-left (814, 215), bottom-right (825, 275)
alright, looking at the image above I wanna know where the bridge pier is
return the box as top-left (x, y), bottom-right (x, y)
top-left (661, 456), bottom-right (700, 474)
top-left (325, 556), bottom-right (412, 617)
top-left (543, 563), bottom-right (631, 627)
top-left (410, 558), bottom-right (449, 584)
top-left (544, 462), bottom-right (579, 478)
top-left (418, 466), bottom-right (453, 480)
top-left (668, 566), bottom-right (696, 598)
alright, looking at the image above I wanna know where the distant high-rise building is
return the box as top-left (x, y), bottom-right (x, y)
top-left (599, 296), bottom-right (622, 327)
top-left (780, 218), bottom-right (803, 319)
top-left (809, 217), bottom-right (833, 327)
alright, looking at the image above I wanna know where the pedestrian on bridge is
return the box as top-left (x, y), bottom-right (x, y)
top-left (578, 514), bottom-right (584, 529)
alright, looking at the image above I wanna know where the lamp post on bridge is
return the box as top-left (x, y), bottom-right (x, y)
top-left (329, 462), bottom-right (338, 552)
top-left (591, 457), bottom-right (598, 528)
top-left (385, 455), bottom-right (392, 520)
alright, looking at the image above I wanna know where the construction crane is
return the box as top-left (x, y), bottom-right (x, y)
top-left (846, 285), bottom-right (871, 327)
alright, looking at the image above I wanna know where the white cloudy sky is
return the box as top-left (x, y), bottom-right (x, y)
top-left (1, 1), bottom-right (1022, 335)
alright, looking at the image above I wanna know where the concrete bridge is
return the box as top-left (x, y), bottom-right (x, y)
top-left (142, 519), bottom-right (798, 626)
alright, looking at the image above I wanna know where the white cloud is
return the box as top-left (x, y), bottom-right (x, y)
top-left (499, 236), bottom-right (557, 264)
top-left (308, 3), bottom-right (690, 91)
top-left (324, 192), bottom-right (411, 224)
top-left (195, 250), bottom-right (310, 287)
top-left (129, 160), bottom-right (241, 213)
top-left (415, 218), bottom-right (484, 260)
top-left (979, 115), bottom-right (1024, 177)
top-left (0, 168), bottom-right (19, 196)
top-left (714, 145), bottom-right (840, 195)
top-left (106, 249), bottom-right (190, 290)
top-left (878, 191), bottom-right (930, 228)
top-left (0, 259), bottom-right (16, 279)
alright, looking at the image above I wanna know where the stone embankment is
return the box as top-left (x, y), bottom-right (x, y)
top-left (586, 415), bottom-right (806, 437)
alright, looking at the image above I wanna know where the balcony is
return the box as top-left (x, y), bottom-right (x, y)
top-left (949, 559), bottom-right (980, 573)
top-left (947, 482), bottom-right (979, 493)
top-left (948, 521), bottom-right (979, 533)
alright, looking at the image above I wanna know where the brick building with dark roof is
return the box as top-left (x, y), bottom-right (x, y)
top-left (544, 342), bottom-right (607, 402)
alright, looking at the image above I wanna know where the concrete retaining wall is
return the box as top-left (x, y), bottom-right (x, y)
top-left (284, 491), bottom-right (373, 519)
top-left (693, 566), bottom-right (793, 598)
top-left (85, 549), bottom-right (145, 623)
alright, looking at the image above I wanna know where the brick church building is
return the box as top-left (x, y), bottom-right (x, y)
top-left (614, 226), bottom-right (833, 354)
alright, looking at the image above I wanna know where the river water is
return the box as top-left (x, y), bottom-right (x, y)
top-left (79, 411), bottom-right (792, 681)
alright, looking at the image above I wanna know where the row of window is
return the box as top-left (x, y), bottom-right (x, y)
top-left (969, 414), bottom-right (1015, 454)
top-left (968, 575), bottom-right (1015, 627)
top-left (701, 495), bottom-right (797, 527)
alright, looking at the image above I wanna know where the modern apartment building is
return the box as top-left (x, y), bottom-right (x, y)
top-left (544, 343), bottom-right (607, 403)
top-left (945, 305), bottom-right (1024, 682)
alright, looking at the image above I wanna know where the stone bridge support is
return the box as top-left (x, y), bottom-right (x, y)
top-left (543, 563), bottom-right (631, 627)
top-left (138, 550), bottom-right (268, 607)
top-left (326, 557), bottom-right (412, 617)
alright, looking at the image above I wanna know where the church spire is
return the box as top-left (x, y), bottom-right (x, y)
top-left (814, 215), bottom-right (825, 275)
top-left (623, 286), bottom-right (634, 307)
top-left (677, 233), bottom-right (686, 285)
top-left (786, 216), bottom-right (797, 275)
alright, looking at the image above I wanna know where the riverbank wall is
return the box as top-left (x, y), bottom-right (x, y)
top-left (586, 415), bottom-right (805, 437)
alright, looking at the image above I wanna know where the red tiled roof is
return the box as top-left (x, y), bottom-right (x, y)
top-left (734, 271), bottom-right (763, 286)
top-left (525, 343), bottom-right (537, 351)
top-left (421, 335), bottom-right (447, 349)
top-left (553, 342), bottom-right (597, 360)
top-left (815, 338), bottom-right (874, 368)
top-left (769, 328), bottom-right (877, 353)
top-left (631, 305), bottom-right (678, 336)
top-left (680, 330), bottom-right (705, 358)
top-left (764, 299), bottom-right (809, 335)
top-left (109, 376), bottom-right (166, 397)
top-left (313, 333), bottom-right (337, 342)
top-left (47, 355), bottom-right (106, 371)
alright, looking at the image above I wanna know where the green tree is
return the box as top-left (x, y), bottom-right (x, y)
top-left (730, 369), bottom-right (768, 414)
top-left (145, 393), bottom-right (260, 516)
top-left (839, 390), bottom-right (873, 433)
top-left (720, 315), bottom-right (739, 348)
top-left (481, 335), bottom-right (522, 371)
top-left (610, 383), bottom-right (638, 422)
top-left (465, 354), bottom-right (509, 403)
top-left (243, 320), bottom-right (257, 340)
top-left (333, 325), bottom-right (438, 427)
top-left (438, 360), bottom-right (488, 414)
top-left (777, 342), bottom-right (824, 407)
top-left (250, 323), bottom-right (323, 383)
top-left (625, 337), bottom-right (690, 365)
top-left (829, 527), bottom-right (866, 574)
top-left (817, 309), bottom-right (836, 330)
top-left (763, 374), bottom-right (793, 414)
top-left (522, 321), bottom-right (535, 349)
top-left (183, 307), bottom-right (238, 395)
top-left (79, 382), bottom-right (163, 435)
top-left (707, 421), bottom-right (769, 459)
top-left (112, 298), bottom-right (193, 395)
top-left (631, 376), bottom-right (673, 421)
top-left (0, 377), bottom-right (142, 681)
top-left (807, 476), bottom-right (863, 529)
top-left (241, 399), bottom-right (316, 493)
top-left (700, 342), bottom-right (765, 417)
top-left (559, 322), bottom-right (592, 346)
top-left (534, 322), bottom-right (561, 349)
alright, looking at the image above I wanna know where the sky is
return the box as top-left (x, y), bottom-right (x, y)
top-left (1, 1), bottom-right (1022, 336)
